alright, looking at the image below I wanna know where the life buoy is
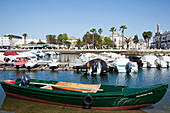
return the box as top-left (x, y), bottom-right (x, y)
top-left (84, 95), bottom-right (93, 106)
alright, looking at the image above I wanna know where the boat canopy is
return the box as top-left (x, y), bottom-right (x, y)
top-left (3, 51), bottom-right (19, 56)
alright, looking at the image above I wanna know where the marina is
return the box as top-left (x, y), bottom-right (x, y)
top-left (1, 0), bottom-right (170, 112)
top-left (0, 53), bottom-right (170, 113)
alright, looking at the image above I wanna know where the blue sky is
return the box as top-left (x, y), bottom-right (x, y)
top-left (0, 0), bottom-right (170, 40)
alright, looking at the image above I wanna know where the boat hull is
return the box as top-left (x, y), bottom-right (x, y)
top-left (0, 80), bottom-right (168, 110)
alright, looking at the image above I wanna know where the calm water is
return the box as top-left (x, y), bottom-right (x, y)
top-left (0, 54), bottom-right (170, 113)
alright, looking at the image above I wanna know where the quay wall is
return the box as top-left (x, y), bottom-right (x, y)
top-left (1, 49), bottom-right (170, 55)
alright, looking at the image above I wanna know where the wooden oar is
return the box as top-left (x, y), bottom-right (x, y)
top-left (30, 82), bottom-right (104, 92)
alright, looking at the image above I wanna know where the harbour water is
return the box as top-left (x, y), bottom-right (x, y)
top-left (0, 54), bottom-right (170, 113)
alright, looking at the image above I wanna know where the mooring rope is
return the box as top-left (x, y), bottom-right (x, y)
top-left (165, 87), bottom-right (170, 91)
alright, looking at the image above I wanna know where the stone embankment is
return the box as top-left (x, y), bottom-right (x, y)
top-left (1, 49), bottom-right (170, 55)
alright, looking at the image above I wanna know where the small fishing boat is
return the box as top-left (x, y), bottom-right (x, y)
top-left (0, 75), bottom-right (168, 110)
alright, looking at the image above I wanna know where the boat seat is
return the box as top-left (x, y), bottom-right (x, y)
top-left (40, 85), bottom-right (52, 90)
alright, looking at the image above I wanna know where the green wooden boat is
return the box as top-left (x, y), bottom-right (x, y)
top-left (0, 78), bottom-right (168, 110)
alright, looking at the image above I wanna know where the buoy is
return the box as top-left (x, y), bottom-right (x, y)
top-left (87, 62), bottom-right (90, 68)
top-left (4, 80), bottom-right (16, 84)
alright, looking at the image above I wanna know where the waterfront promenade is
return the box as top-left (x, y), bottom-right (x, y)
top-left (0, 48), bottom-right (170, 55)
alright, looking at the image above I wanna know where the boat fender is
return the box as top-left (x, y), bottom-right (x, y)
top-left (4, 57), bottom-right (10, 62)
top-left (84, 95), bottom-right (93, 106)
top-left (4, 80), bottom-right (16, 84)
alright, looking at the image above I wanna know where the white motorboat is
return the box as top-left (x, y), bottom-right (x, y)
top-left (141, 55), bottom-right (162, 68)
top-left (113, 57), bottom-right (138, 73)
top-left (159, 55), bottom-right (170, 68)
top-left (36, 50), bottom-right (45, 58)
top-left (45, 52), bottom-right (58, 57)
top-left (48, 59), bottom-right (59, 70)
top-left (73, 59), bottom-right (84, 70)
top-left (81, 58), bottom-right (109, 75)
top-left (25, 59), bottom-right (38, 69)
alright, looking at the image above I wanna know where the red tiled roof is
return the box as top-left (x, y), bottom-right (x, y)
top-left (68, 37), bottom-right (78, 40)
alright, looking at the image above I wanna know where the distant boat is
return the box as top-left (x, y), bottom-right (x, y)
top-left (141, 55), bottom-right (166, 68)
top-left (159, 55), bottom-right (170, 68)
top-left (25, 59), bottom-right (38, 69)
top-left (48, 59), bottom-right (59, 70)
top-left (113, 57), bottom-right (138, 73)
top-left (0, 75), bottom-right (168, 110)
top-left (1, 51), bottom-right (19, 63)
top-left (13, 58), bottom-right (28, 69)
top-left (81, 58), bottom-right (109, 75)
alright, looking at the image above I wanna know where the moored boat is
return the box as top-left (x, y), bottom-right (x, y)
top-left (13, 58), bottom-right (28, 68)
top-left (0, 75), bottom-right (168, 110)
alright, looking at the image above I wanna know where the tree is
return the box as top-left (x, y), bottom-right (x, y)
top-left (98, 28), bottom-right (103, 49)
top-left (125, 37), bottom-right (131, 49)
top-left (8, 34), bottom-right (13, 49)
top-left (142, 31), bottom-right (152, 48)
top-left (65, 41), bottom-right (71, 49)
top-left (102, 37), bottom-right (115, 49)
top-left (62, 33), bottom-right (68, 44)
top-left (90, 28), bottom-right (96, 49)
top-left (147, 31), bottom-right (152, 48)
top-left (37, 39), bottom-right (45, 44)
top-left (56, 33), bottom-right (68, 45)
top-left (76, 39), bottom-right (84, 49)
top-left (142, 32), bottom-right (148, 42)
top-left (119, 25), bottom-right (127, 49)
top-left (133, 34), bottom-right (139, 49)
top-left (110, 27), bottom-right (116, 48)
top-left (22, 33), bottom-right (27, 45)
top-left (46, 35), bottom-right (56, 44)
top-left (29, 41), bottom-right (36, 44)
top-left (83, 32), bottom-right (90, 48)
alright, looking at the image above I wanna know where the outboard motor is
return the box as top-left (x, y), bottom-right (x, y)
top-left (21, 74), bottom-right (30, 86)
top-left (147, 62), bottom-right (152, 68)
top-left (126, 62), bottom-right (132, 74)
top-left (92, 63), bottom-right (97, 74)
top-left (137, 60), bottom-right (143, 68)
top-left (155, 59), bottom-right (161, 68)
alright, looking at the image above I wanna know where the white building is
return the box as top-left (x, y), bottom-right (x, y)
top-left (0, 35), bottom-right (24, 48)
top-left (67, 37), bottom-right (78, 48)
top-left (153, 24), bottom-right (170, 49)
top-left (108, 32), bottom-right (123, 48)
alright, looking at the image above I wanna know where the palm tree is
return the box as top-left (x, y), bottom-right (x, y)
top-left (8, 34), bottom-right (13, 49)
top-left (147, 31), bottom-right (152, 49)
top-left (125, 37), bottom-right (131, 49)
top-left (142, 32), bottom-right (148, 42)
top-left (119, 25), bottom-right (127, 49)
top-left (90, 28), bottom-right (96, 49)
top-left (133, 34), bottom-right (139, 49)
top-left (142, 31), bottom-right (152, 49)
top-left (110, 27), bottom-right (116, 48)
top-left (22, 33), bottom-right (27, 45)
top-left (98, 28), bottom-right (103, 49)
